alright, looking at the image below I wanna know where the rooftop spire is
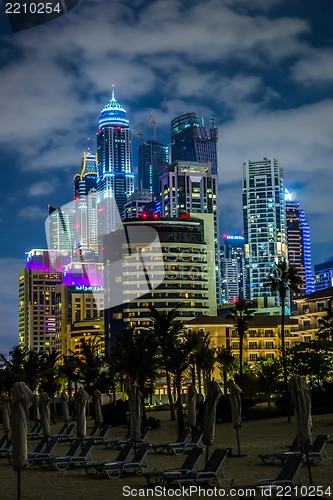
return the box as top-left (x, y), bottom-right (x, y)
top-left (111, 83), bottom-right (115, 100)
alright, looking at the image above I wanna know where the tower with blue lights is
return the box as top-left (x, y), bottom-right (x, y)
top-left (96, 85), bottom-right (134, 237)
top-left (285, 189), bottom-right (314, 298)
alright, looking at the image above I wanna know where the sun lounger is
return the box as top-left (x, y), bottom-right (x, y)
top-left (104, 425), bottom-right (150, 449)
top-left (259, 434), bottom-right (330, 465)
top-left (0, 434), bottom-right (10, 450)
top-left (35, 437), bottom-right (84, 468)
top-left (87, 424), bottom-right (111, 444)
top-left (28, 436), bottom-right (60, 464)
top-left (259, 437), bottom-right (300, 464)
top-left (233, 452), bottom-right (304, 497)
top-left (52, 439), bottom-right (95, 470)
top-left (163, 448), bottom-right (231, 488)
top-left (84, 441), bottom-right (134, 476)
top-left (0, 437), bottom-right (11, 459)
top-left (151, 427), bottom-right (191, 454)
top-left (143, 446), bottom-right (203, 484)
top-left (307, 434), bottom-right (330, 464)
top-left (53, 423), bottom-right (76, 442)
top-left (102, 442), bottom-right (152, 478)
top-left (27, 422), bottom-right (42, 439)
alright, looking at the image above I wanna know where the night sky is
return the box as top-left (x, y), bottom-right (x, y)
top-left (0, 0), bottom-right (332, 353)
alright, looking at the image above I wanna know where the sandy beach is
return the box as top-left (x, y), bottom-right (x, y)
top-left (1, 411), bottom-right (332, 499)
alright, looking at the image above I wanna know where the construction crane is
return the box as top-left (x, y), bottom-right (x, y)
top-left (137, 129), bottom-right (144, 143)
top-left (149, 112), bottom-right (157, 141)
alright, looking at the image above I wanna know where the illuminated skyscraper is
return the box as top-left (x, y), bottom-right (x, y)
top-left (220, 234), bottom-right (246, 303)
top-left (138, 140), bottom-right (169, 200)
top-left (314, 261), bottom-right (333, 291)
top-left (160, 161), bottom-right (221, 304)
top-left (171, 113), bottom-right (218, 175)
top-left (243, 158), bottom-right (288, 304)
top-left (73, 147), bottom-right (98, 261)
top-left (96, 85), bottom-right (134, 236)
top-left (285, 190), bottom-right (314, 298)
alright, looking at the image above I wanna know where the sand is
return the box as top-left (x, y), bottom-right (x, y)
top-left (1, 411), bottom-right (332, 499)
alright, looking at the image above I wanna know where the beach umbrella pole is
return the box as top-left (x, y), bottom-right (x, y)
top-left (305, 443), bottom-right (313, 486)
top-left (236, 427), bottom-right (241, 455)
top-left (17, 470), bottom-right (21, 500)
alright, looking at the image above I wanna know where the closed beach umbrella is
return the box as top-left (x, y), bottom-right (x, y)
top-left (11, 381), bottom-right (34, 500)
top-left (129, 383), bottom-right (142, 442)
top-left (76, 388), bottom-right (89, 438)
top-left (0, 395), bottom-right (11, 435)
top-left (61, 391), bottom-right (70, 423)
top-left (39, 392), bottom-right (51, 438)
top-left (289, 375), bottom-right (313, 485)
top-left (32, 394), bottom-right (40, 422)
top-left (228, 380), bottom-right (243, 455)
top-left (187, 384), bottom-right (197, 430)
top-left (203, 380), bottom-right (222, 463)
top-left (93, 389), bottom-right (103, 425)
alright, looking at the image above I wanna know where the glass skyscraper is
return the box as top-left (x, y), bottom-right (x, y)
top-left (138, 140), bottom-right (169, 200)
top-left (243, 158), bottom-right (287, 304)
top-left (96, 85), bottom-right (134, 236)
top-left (285, 189), bottom-right (314, 298)
top-left (73, 147), bottom-right (98, 261)
top-left (171, 113), bottom-right (218, 175)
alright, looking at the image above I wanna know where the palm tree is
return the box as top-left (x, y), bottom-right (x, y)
top-left (267, 260), bottom-right (302, 396)
top-left (109, 325), bottom-right (160, 423)
top-left (317, 298), bottom-right (333, 341)
top-left (255, 357), bottom-right (282, 407)
top-left (74, 337), bottom-right (104, 394)
top-left (216, 346), bottom-right (238, 395)
top-left (228, 298), bottom-right (255, 386)
top-left (148, 307), bottom-right (184, 420)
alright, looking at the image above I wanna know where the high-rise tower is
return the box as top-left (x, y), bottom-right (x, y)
top-left (73, 147), bottom-right (98, 261)
top-left (171, 113), bottom-right (218, 175)
top-left (138, 140), bottom-right (169, 200)
top-left (285, 190), bottom-right (314, 298)
top-left (96, 85), bottom-right (134, 236)
top-left (160, 160), bottom-right (221, 304)
top-left (220, 234), bottom-right (246, 303)
top-left (243, 158), bottom-right (288, 304)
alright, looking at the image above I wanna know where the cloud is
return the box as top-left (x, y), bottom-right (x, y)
top-left (27, 180), bottom-right (59, 197)
top-left (18, 205), bottom-right (46, 220)
top-left (0, 258), bottom-right (24, 354)
top-left (291, 48), bottom-right (333, 86)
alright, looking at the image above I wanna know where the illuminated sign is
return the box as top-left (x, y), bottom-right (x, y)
top-left (74, 285), bottom-right (104, 292)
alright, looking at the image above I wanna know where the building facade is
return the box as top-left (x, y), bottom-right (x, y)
top-left (243, 158), bottom-right (288, 304)
top-left (220, 234), bottom-right (246, 303)
top-left (285, 189), bottom-right (314, 298)
top-left (73, 147), bottom-right (98, 261)
top-left (138, 140), bottom-right (169, 200)
top-left (171, 113), bottom-right (218, 175)
top-left (160, 161), bottom-right (221, 304)
top-left (293, 287), bottom-right (333, 342)
top-left (185, 314), bottom-right (299, 380)
top-left (96, 85), bottom-right (134, 234)
top-left (104, 217), bottom-right (217, 347)
top-left (19, 250), bottom-right (66, 351)
top-left (314, 262), bottom-right (333, 291)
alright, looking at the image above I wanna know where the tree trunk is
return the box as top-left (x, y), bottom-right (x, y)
top-left (239, 332), bottom-right (243, 386)
top-left (222, 367), bottom-right (228, 396)
top-left (280, 296), bottom-right (287, 396)
top-left (165, 367), bottom-right (175, 420)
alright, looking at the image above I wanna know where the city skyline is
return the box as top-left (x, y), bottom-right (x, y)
top-left (0, 0), bottom-right (332, 352)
